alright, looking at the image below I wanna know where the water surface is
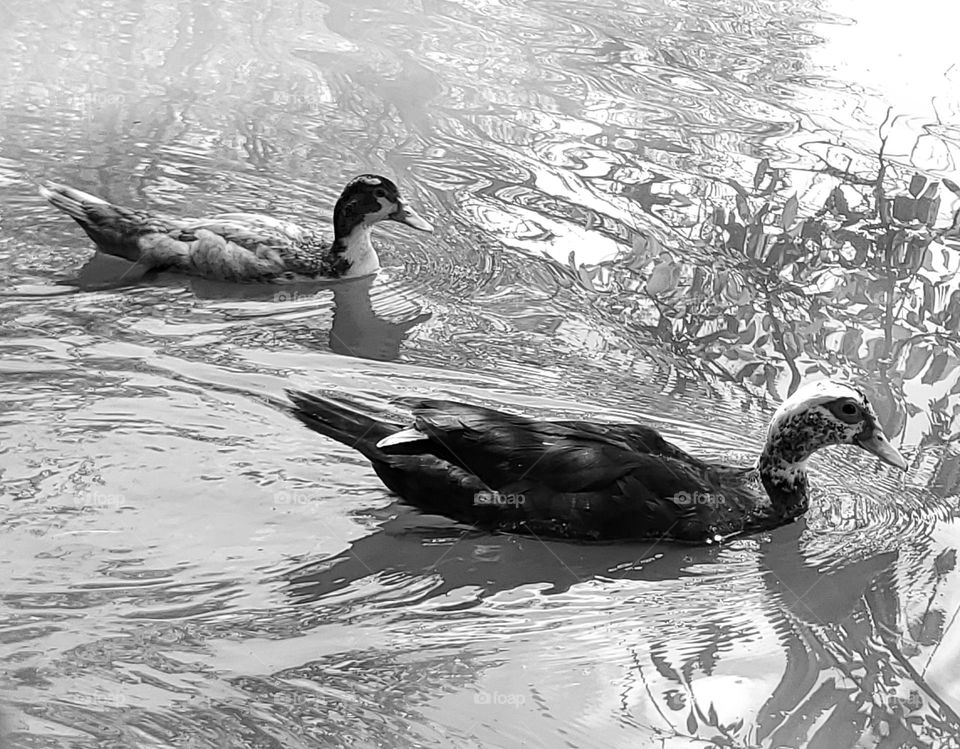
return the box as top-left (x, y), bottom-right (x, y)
top-left (2, 0), bottom-right (960, 747)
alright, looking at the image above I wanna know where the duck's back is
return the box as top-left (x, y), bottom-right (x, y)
top-left (40, 182), bottom-right (337, 281)
top-left (374, 400), bottom-right (760, 542)
top-left (168, 215), bottom-right (336, 280)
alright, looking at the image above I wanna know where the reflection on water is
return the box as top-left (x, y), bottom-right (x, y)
top-left (1, 0), bottom-right (960, 746)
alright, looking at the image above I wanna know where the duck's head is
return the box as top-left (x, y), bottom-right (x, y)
top-left (332, 174), bottom-right (433, 240)
top-left (761, 380), bottom-right (907, 483)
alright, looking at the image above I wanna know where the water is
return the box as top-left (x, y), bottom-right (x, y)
top-left (2, 0), bottom-right (960, 746)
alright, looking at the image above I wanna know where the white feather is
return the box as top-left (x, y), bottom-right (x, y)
top-left (377, 427), bottom-right (428, 449)
top-left (772, 379), bottom-right (862, 423)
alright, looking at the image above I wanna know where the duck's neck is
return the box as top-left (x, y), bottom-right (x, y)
top-left (757, 418), bottom-right (814, 519)
top-left (332, 225), bottom-right (380, 278)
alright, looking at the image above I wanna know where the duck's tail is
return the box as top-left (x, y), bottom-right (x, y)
top-left (286, 390), bottom-right (403, 461)
top-left (285, 390), bottom-right (491, 522)
top-left (39, 181), bottom-right (146, 262)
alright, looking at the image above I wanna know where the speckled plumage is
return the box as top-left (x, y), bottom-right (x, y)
top-left (39, 174), bottom-right (433, 283)
top-left (286, 381), bottom-right (906, 544)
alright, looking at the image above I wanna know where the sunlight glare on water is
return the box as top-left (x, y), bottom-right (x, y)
top-left (808, 0), bottom-right (960, 175)
top-left (1, 0), bottom-right (959, 747)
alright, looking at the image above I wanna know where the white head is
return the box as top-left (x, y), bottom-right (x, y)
top-left (332, 175), bottom-right (433, 240)
top-left (329, 174), bottom-right (434, 277)
top-left (763, 379), bottom-right (906, 472)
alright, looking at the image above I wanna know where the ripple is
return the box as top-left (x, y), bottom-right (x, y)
top-left (4, 0), bottom-right (960, 746)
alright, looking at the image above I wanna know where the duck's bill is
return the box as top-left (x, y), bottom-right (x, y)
top-left (389, 201), bottom-right (433, 232)
top-left (858, 430), bottom-right (907, 471)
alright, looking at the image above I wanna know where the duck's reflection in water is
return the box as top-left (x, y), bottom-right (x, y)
top-left (281, 516), bottom-right (959, 746)
top-left (62, 255), bottom-right (432, 363)
top-left (327, 275), bottom-right (431, 362)
top-left (190, 272), bottom-right (432, 361)
top-left (59, 251), bottom-right (153, 290)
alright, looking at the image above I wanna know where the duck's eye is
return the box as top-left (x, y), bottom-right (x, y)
top-left (830, 399), bottom-right (863, 423)
top-left (373, 188), bottom-right (387, 199)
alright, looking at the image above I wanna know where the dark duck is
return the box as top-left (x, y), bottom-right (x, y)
top-left (39, 175), bottom-right (433, 282)
top-left (287, 381), bottom-right (907, 544)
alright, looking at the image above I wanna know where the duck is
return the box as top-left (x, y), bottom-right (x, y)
top-left (286, 380), bottom-right (907, 544)
top-left (38, 174), bottom-right (433, 283)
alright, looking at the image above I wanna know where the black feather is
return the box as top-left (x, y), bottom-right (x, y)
top-left (288, 392), bottom-right (773, 543)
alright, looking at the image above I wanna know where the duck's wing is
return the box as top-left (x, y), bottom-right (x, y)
top-left (385, 399), bottom-right (707, 488)
top-left (375, 399), bottom-right (741, 540)
top-left (169, 214), bottom-right (335, 279)
top-left (181, 213), bottom-right (318, 248)
top-left (554, 420), bottom-right (707, 467)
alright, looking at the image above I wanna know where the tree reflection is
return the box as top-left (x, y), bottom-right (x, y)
top-left (566, 134), bottom-right (960, 450)
top-left (8, 1), bottom-right (960, 746)
top-left (281, 513), bottom-right (960, 746)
